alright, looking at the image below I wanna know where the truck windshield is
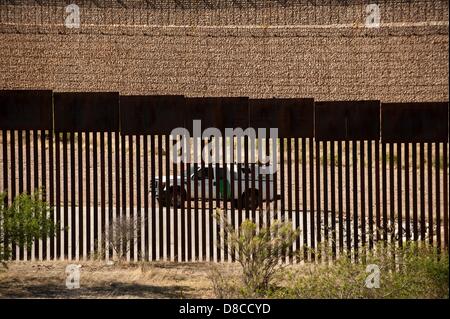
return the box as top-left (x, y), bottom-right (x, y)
top-left (189, 165), bottom-right (213, 180)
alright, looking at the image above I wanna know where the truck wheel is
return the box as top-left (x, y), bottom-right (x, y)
top-left (241, 189), bottom-right (259, 210)
top-left (169, 187), bottom-right (186, 208)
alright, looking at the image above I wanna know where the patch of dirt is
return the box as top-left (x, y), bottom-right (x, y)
top-left (0, 261), bottom-right (241, 299)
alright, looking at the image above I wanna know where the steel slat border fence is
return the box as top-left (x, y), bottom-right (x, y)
top-left (0, 90), bottom-right (449, 263)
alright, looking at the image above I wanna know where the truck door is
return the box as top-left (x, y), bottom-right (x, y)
top-left (190, 166), bottom-right (210, 200)
top-left (216, 167), bottom-right (231, 200)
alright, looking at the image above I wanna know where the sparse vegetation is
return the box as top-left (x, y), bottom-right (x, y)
top-left (215, 212), bottom-right (301, 296)
top-left (210, 240), bottom-right (449, 299)
top-left (275, 243), bottom-right (448, 299)
top-left (0, 190), bottom-right (56, 268)
top-left (106, 215), bottom-right (141, 263)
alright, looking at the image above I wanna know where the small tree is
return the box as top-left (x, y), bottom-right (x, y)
top-left (217, 210), bottom-right (301, 294)
top-left (0, 190), bottom-right (56, 267)
top-left (107, 215), bottom-right (140, 262)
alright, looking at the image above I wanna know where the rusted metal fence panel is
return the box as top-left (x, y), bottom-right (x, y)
top-left (0, 90), bottom-right (53, 131)
top-left (314, 101), bottom-right (381, 261)
top-left (0, 90), bottom-right (53, 261)
top-left (382, 102), bottom-right (449, 252)
top-left (315, 100), bottom-right (380, 141)
top-left (54, 92), bottom-right (119, 132)
top-left (381, 102), bottom-right (448, 143)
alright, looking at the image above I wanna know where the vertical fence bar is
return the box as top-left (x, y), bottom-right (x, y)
top-left (223, 136), bottom-right (229, 262)
top-left (368, 141), bottom-right (374, 250)
top-left (25, 130), bottom-right (31, 260)
top-left (265, 133), bottom-right (271, 230)
top-left (143, 135), bottom-right (149, 261)
top-left (443, 142), bottom-right (448, 251)
top-left (309, 138), bottom-right (315, 260)
top-left (121, 133), bottom-right (127, 260)
top-left (427, 143), bottom-right (433, 245)
top-left (251, 139), bottom-right (257, 226)
top-left (215, 137), bottom-right (220, 262)
top-left (330, 141), bottom-right (336, 258)
top-left (287, 138), bottom-right (293, 263)
top-left (0, 132), bottom-right (2, 258)
top-left (345, 140), bottom-right (351, 254)
top-left (105, 132), bottom-right (114, 258)
top-left (382, 143), bottom-right (388, 243)
top-left (244, 136), bottom-right (249, 220)
top-left (397, 142), bottom-right (403, 247)
top-left (115, 132), bottom-right (121, 261)
top-left (360, 140), bottom-right (366, 257)
top-left (257, 137), bottom-right (262, 238)
top-left (130, 134), bottom-right (135, 261)
top-left (2, 131), bottom-right (8, 258)
top-left (352, 141), bottom-right (358, 260)
top-left (420, 143), bottom-right (426, 241)
top-left (181, 154), bottom-right (186, 262)
top-left (33, 130), bottom-right (39, 260)
top-left (107, 132), bottom-right (113, 260)
top-left (85, 133), bottom-right (91, 259)
top-left (389, 143), bottom-right (395, 247)
top-left (338, 141), bottom-right (343, 255)
top-left (24, 131), bottom-right (29, 196)
top-left (193, 140), bottom-right (199, 261)
top-left (405, 143), bottom-right (410, 242)
top-left (10, 130), bottom-right (16, 260)
top-left (412, 143), bottom-right (418, 241)
top-left (2, 131), bottom-right (7, 203)
top-left (229, 136), bottom-right (235, 262)
top-left (63, 132), bottom-right (68, 259)
top-left (187, 139), bottom-right (192, 261)
top-left (49, 130), bottom-right (54, 260)
top-left (99, 132), bottom-right (106, 259)
top-left (375, 141), bottom-right (381, 243)
top-left (55, 132), bottom-right (61, 259)
top-left (150, 135), bottom-right (156, 260)
top-left (41, 130), bottom-right (47, 260)
top-left (435, 142), bottom-right (441, 250)
top-left (294, 137), bottom-right (300, 262)
top-left (173, 137), bottom-right (179, 262)
top-left (78, 132), bottom-right (83, 260)
top-left (93, 133), bottom-right (98, 258)
top-left (302, 138), bottom-right (308, 261)
top-left (279, 137), bottom-right (285, 261)
top-left (278, 138), bottom-right (286, 258)
top-left (136, 135), bottom-right (142, 261)
top-left (18, 130), bottom-right (24, 260)
top-left (200, 139), bottom-right (206, 261)
top-left (208, 157), bottom-right (214, 262)
top-left (70, 132), bottom-right (76, 260)
top-left (165, 135), bottom-right (172, 262)
top-left (237, 137), bottom-right (242, 236)
top-left (229, 136), bottom-right (234, 263)
top-left (315, 139), bottom-right (321, 262)
top-left (186, 139), bottom-right (191, 262)
top-left (323, 141), bottom-right (329, 260)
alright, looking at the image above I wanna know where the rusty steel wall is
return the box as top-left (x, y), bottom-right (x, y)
top-left (0, 0), bottom-right (448, 102)
top-left (1, 91), bottom-right (448, 262)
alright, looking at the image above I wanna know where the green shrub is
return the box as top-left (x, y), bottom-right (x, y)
top-left (274, 242), bottom-right (448, 299)
top-left (0, 190), bottom-right (56, 267)
top-left (214, 212), bottom-right (300, 297)
top-left (210, 228), bottom-right (448, 299)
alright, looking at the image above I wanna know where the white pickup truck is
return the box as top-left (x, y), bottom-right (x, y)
top-left (152, 164), bottom-right (277, 210)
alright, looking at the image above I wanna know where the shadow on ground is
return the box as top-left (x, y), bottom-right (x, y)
top-left (0, 277), bottom-right (191, 299)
